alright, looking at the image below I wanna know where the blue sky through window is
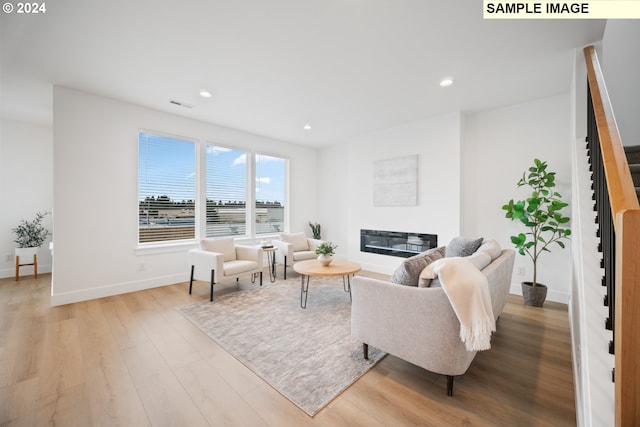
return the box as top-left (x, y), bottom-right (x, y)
top-left (139, 133), bottom-right (285, 204)
top-left (139, 132), bottom-right (195, 202)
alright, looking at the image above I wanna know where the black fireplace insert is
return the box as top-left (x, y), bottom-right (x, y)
top-left (360, 229), bottom-right (437, 258)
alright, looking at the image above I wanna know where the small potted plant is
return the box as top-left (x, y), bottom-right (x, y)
top-left (12, 211), bottom-right (51, 279)
top-left (315, 241), bottom-right (337, 266)
top-left (502, 159), bottom-right (571, 307)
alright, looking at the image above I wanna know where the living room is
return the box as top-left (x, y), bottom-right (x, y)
top-left (2, 3), bottom-right (640, 425)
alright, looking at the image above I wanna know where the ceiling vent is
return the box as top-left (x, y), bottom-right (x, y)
top-left (169, 100), bottom-right (194, 109)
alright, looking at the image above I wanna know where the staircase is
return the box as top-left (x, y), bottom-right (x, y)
top-left (625, 145), bottom-right (640, 201)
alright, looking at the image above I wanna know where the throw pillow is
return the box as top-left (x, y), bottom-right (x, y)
top-left (391, 246), bottom-right (445, 287)
top-left (418, 252), bottom-right (490, 287)
top-left (445, 236), bottom-right (483, 258)
top-left (201, 237), bottom-right (236, 261)
top-left (477, 238), bottom-right (502, 260)
top-left (281, 232), bottom-right (309, 252)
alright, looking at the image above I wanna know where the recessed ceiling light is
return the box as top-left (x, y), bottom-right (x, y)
top-left (199, 90), bottom-right (212, 98)
top-left (439, 78), bottom-right (454, 87)
top-left (303, 124), bottom-right (312, 130)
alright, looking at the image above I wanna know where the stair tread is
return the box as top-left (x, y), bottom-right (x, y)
top-left (625, 145), bottom-right (640, 164)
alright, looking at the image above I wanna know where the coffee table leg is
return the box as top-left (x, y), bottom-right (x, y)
top-left (300, 275), bottom-right (310, 309)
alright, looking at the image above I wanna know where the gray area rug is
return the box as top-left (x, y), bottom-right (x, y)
top-left (176, 275), bottom-right (385, 417)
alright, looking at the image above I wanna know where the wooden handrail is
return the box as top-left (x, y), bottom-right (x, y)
top-left (584, 45), bottom-right (640, 427)
top-left (584, 46), bottom-right (640, 216)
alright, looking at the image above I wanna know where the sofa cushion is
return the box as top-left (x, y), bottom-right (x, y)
top-left (392, 246), bottom-right (445, 287)
top-left (445, 236), bottom-right (483, 258)
top-left (477, 238), bottom-right (502, 260)
top-left (223, 260), bottom-right (258, 276)
top-left (202, 237), bottom-right (236, 261)
top-left (281, 232), bottom-right (309, 252)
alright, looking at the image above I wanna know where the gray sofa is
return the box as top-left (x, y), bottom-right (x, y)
top-left (350, 245), bottom-right (515, 395)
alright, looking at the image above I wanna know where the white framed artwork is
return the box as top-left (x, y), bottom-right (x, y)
top-left (373, 154), bottom-right (418, 206)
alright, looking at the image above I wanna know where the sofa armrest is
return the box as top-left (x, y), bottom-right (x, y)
top-left (188, 249), bottom-right (224, 283)
top-left (351, 276), bottom-right (476, 376)
top-left (235, 245), bottom-right (263, 267)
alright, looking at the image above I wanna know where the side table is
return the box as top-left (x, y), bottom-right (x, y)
top-left (262, 246), bottom-right (277, 282)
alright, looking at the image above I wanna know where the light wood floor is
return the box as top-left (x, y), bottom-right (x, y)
top-left (1, 272), bottom-right (576, 426)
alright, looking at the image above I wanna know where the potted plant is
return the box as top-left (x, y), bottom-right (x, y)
top-left (13, 211), bottom-right (51, 263)
top-left (315, 241), bottom-right (337, 266)
top-left (502, 159), bottom-right (571, 307)
top-left (308, 221), bottom-right (322, 240)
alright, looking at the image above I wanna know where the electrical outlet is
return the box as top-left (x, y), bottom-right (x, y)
top-left (517, 266), bottom-right (526, 276)
top-left (5, 254), bottom-right (12, 262)
top-left (138, 263), bottom-right (146, 272)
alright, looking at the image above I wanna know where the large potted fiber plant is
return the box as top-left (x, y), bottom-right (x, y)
top-left (502, 159), bottom-right (571, 306)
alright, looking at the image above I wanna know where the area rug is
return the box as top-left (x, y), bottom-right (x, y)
top-left (176, 275), bottom-right (386, 417)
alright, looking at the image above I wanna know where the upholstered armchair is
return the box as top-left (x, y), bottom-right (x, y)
top-left (188, 237), bottom-right (263, 301)
top-left (272, 232), bottom-right (324, 279)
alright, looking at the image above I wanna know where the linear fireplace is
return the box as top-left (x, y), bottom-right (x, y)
top-left (360, 229), bottom-right (438, 258)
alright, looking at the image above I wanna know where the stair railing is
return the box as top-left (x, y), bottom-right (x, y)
top-left (584, 45), bottom-right (640, 427)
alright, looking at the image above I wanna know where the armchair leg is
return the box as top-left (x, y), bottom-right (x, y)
top-left (189, 265), bottom-right (195, 294)
top-left (284, 256), bottom-right (287, 280)
top-left (210, 269), bottom-right (215, 302)
top-left (259, 271), bottom-right (263, 286)
top-left (446, 375), bottom-right (454, 396)
top-left (363, 343), bottom-right (369, 360)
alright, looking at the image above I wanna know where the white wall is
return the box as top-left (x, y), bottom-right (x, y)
top-left (318, 113), bottom-right (462, 273)
top-left (602, 21), bottom-right (640, 147)
top-left (52, 87), bottom-right (318, 305)
top-left (462, 94), bottom-right (572, 303)
top-left (318, 98), bottom-right (573, 303)
top-left (0, 118), bottom-right (53, 278)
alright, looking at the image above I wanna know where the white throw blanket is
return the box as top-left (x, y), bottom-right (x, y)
top-left (422, 257), bottom-right (495, 351)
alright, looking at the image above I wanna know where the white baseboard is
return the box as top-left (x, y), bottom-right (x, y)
top-left (0, 264), bottom-right (52, 279)
top-left (50, 273), bottom-right (187, 306)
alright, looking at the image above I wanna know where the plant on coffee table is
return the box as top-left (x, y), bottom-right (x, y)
top-left (315, 241), bottom-right (337, 266)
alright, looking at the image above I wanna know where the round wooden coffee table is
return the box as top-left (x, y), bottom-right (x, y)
top-left (293, 259), bottom-right (361, 309)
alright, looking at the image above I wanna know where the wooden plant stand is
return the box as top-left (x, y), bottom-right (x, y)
top-left (15, 254), bottom-right (37, 281)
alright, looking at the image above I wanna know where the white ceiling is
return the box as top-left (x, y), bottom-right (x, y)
top-left (0, 0), bottom-right (605, 147)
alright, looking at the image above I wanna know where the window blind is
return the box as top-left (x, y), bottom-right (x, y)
top-left (255, 154), bottom-right (286, 235)
top-left (138, 132), bottom-right (196, 243)
top-left (206, 145), bottom-right (247, 237)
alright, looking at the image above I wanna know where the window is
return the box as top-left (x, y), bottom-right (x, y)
top-left (138, 132), bottom-right (289, 245)
top-left (138, 132), bottom-right (196, 243)
top-left (255, 154), bottom-right (287, 235)
top-left (206, 145), bottom-right (247, 237)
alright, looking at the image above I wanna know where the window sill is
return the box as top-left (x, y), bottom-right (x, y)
top-left (136, 240), bottom-right (199, 256)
